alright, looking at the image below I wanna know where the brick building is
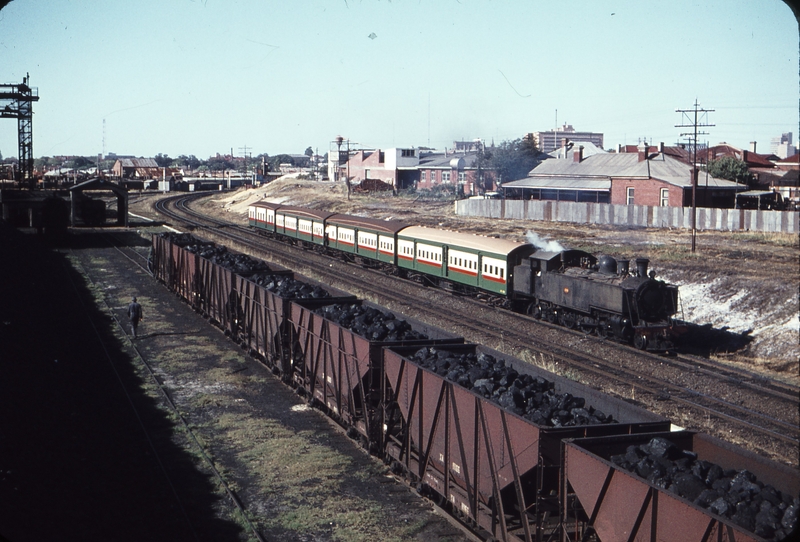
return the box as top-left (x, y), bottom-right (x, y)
top-left (504, 142), bottom-right (743, 208)
top-left (340, 147), bottom-right (420, 189)
top-left (417, 151), bottom-right (496, 196)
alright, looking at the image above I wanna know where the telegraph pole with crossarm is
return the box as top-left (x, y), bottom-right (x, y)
top-left (676, 100), bottom-right (714, 253)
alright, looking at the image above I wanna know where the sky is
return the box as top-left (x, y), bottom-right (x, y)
top-left (0, 0), bottom-right (797, 160)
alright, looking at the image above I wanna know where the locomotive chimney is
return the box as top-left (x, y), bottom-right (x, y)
top-left (635, 258), bottom-right (649, 278)
top-left (616, 259), bottom-right (630, 275)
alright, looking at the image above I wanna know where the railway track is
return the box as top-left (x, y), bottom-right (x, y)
top-left (76, 226), bottom-right (268, 542)
top-left (151, 192), bottom-right (800, 465)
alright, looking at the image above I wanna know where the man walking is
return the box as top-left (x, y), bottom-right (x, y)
top-left (128, 296), bottom-right (143, 338)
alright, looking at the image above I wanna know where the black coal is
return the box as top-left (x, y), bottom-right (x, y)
top-left (609, 437), bottom-right (798, 540)
top-left (409, 347), bottom-right (614, 427)
top-left (248, 273), bottom-right (331, 300)
top-left (159, 232), bottom-right (207, 248)
top-left (315, 304), bottom-right (427, 342)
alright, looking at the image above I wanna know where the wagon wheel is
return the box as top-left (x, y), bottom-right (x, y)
top-left (634, 332), bottom-right (648, 350)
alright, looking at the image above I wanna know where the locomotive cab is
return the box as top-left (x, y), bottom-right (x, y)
top-left (512, 249), bottom-right (596, 298)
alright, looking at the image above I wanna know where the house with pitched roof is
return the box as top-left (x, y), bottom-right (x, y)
top-left (417, 151), bottom-right (496, 196)
top-left (503, 142), bottom-right (744, 208)
top-left (111, 158), bottom-right (160, 179)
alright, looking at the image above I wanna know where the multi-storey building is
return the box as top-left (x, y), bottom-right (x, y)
top-left (531, 124), bottom-right (603, 153)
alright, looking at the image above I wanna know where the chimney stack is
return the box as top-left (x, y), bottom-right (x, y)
top-left (750, 141), bottom-right (757, 153)
top-left (659, 142), bottom-right (665, 154)
top-left (637, 141), bottom-right (648, 162)
top-left (574, 145), bottom-right (584, 163)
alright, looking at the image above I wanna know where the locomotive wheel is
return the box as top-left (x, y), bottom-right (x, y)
top-left (597, 321), bottom-right (609, 338)
top-left (545, 310), bottom-right (557, 324)
top-left (560, 312), bottom-right (577, 329)
top-left (526, 302), bottom-right (541, 319)
top-left (634, 333), bottom-right (648, 350)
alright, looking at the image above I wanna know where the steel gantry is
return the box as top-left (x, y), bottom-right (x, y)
top-left (1, 73), bottom-right (39, 189)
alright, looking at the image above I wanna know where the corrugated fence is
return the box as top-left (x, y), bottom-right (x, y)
top-left (455, 199), bottom-right (799, 233)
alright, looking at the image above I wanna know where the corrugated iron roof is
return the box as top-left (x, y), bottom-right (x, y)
top-left (503, 176), bottom-right (610, 190)
top-left (526, 153), bottom-right (741, 189)
top-left (118, 158), bottom-right (159, 168)
top-left (418, 152), bottom-right (481, 168)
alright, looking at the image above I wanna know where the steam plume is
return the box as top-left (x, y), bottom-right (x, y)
top-left (525, 231), bottom-right (565, 252)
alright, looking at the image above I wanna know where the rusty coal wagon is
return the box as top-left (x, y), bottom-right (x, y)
top-left (287, 299), bottom-right (464, 447)
top-left (562, 431), bottom-right (799, 542)
top-left (380, 343), bottom-right (671, 542)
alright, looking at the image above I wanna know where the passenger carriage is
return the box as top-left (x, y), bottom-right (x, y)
top-left (274, 206), bottom-right (334, 246)
top-left (248, 201), bottom-right (282, 233)
top-left (324, 215), bottom-right (409, 265)
top-left (397, 226), bottom-right (535, 298)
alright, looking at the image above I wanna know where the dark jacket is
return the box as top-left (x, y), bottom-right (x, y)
top-left (128, 301), bottom-right (143, 321)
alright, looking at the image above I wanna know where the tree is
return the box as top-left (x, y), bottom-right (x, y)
top-left (67, 156), bottom-right (95, 169)
top-left (304, 146), bottom-right (314, 157)
top-left (175, 154), bottom-right (201, 170)
top-left (706, 156), bottom-right (752, 186)
top-left (154, 153), bottom-right (172, 167)
top-left (268, 154), bottom-right (295, 172)
top-left (207, 155), bottom-right (235, 171)
top-left (488, 135), bottom-right (541, 185)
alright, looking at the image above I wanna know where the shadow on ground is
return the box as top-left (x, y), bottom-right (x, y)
top-left (678, 322), bottom-right (754, 357)
top-left (0, 223), bottom-right (244, 541)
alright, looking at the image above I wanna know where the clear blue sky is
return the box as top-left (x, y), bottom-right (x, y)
top-left (0, 0), bottom-right (797, 160)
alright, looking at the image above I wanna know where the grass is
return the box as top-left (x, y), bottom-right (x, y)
top-left (208, 406), bottom-right (438, 542)
top-left (734, 231), bottom-right (798, 247)
top-left (518, 349), bottom-right (584, 382)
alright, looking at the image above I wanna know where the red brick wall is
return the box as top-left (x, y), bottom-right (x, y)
top-left (610, 178), bottom-right (681, 206)
top-left (346, 151), bottom-right (396, 185)
top-left (418, 168), bottom-right (497, 194)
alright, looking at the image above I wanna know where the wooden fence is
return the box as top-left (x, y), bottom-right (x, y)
top-left (455, 199), bottom-right (799, 234)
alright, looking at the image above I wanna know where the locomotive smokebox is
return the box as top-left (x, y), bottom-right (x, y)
top-left (616, 259), bottom-right (630, 276)
top-left (635, 258), bottom-right (649, 278)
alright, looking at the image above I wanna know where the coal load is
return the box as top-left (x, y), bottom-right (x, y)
top-left (185, 243), bottom-right (226, 259)
top-left (207, 251), bottom-right (273, 276)
top-left (609, 437), bottom-right (799, 540)
top-left (409, 347), bottom-right (614, 427)
top-left (315, 304), bottom-right (427, 342)
top-left (158, 232), bottom-right (204, 248)
top-left (249, 274), bottom-right (331, 300)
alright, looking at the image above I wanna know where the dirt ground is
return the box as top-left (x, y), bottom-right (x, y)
top-left (198, 176), bottom-right (799, 383)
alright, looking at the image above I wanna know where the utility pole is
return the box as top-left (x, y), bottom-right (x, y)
top-left (239, 144), bottom-right (251, 184)
top-left (675, 100), bottom-right (714, 253)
